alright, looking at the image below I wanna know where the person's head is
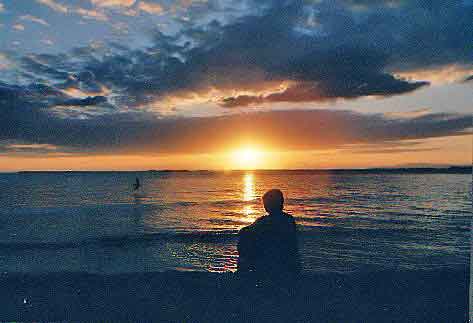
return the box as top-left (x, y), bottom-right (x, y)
top-left (262, 189), bottom-right (284, 215)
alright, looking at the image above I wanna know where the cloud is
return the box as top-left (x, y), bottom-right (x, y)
top-left (336, 140), bottom-right (442, 155)
top-left (6, 0), bottom-right (472, 111)
top-left (36, 0), bottom-right (68, 13)
top-left (41, 39), bottom-right (55, 46)
top-left (0, 53), bottom-right (12, 70)
top-left (111, 21), bottom-right (130, 34)
top-left (395, 65), bottom-right (473, 85)
top-left (350, 147), bottom-right (439, 155)
top-left (98, 1), bottom-right (473, 106)
top-left (384, 109), bottom-right (432, 119)
top-left (20, 55), bottom-right (70, 80)
top-left (75, 8), bottom-right (108, 21)
top-left (0, 0), bottom-right (471, 163)
top-left (59, 95), bottom-right (108, 106)
top-left (0, 79), bottom-right (470, 155)
top-left (89, 0), bottom-right (164, 16)
top-left (2, 143), bottom-right (60, 154)
top-left (20, 15), bottom-right (50, 26)
top-left (220, 77), bottom-right (428, 108)
top-left (90, 0), bottom-right (135, 7)
top-left (13, 24), bottom-right (25, 31)
top-left (138, 1), bottom-right (164, 14)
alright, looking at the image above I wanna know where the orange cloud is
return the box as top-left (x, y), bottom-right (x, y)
top-left (395, 64), bottom-right (473, 85)
top-left (1, 134), bottom-right (470, 171)
top-left (138, 1), bottom-right (164, 14)
top-left (36, 0), bottom-right (68, 13)
top-left (91, 0), bottom-right (135, 7)
top-left (0, 53), bottom-right (13, 70)
top-left (20, 15), bottom-right (50, 26)
top-left (75, 8), bottom-right (108, 21)
top-left (13, 24), bottom-right (25, 31)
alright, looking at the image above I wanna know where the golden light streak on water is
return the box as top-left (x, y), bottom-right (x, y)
top-left (241, 173), bottom-right (257, 220)
top-left (243, 173), bottom-right (255, 202)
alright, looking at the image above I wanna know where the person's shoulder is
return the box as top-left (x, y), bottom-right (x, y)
top-left (283, 212), bottom-right (297, 226)
top-left (283, 212), bottom-right (295, 221)
top-left (252, 216), bottom-right (269, 229)
top-left (239, 215), bottom-right (267, 234)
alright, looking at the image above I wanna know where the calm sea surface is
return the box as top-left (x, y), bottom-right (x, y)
top-left (0, 171), bottom-right (470, 274)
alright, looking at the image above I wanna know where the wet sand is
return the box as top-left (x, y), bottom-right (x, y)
top-left (1, 269), bottom-right (468, 322)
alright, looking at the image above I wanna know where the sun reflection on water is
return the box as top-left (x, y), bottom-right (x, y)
top-left (243, 173), bottom-right (255, 201)
top-left (242, 173), bottom-right (257, 219)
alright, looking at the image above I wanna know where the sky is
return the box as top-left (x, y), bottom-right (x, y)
top-left (0, 0), bottom-right (471, 170)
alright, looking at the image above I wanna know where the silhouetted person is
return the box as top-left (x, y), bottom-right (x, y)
top-left (133, 177), bottom-right (140, 191)
top-left (237, 189), bottom-right (301, 282)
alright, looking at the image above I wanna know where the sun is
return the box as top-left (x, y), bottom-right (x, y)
top-left (231, 147), bottom-right (263, 170)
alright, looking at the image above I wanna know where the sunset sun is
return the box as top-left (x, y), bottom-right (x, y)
top-left (231, 147), bottom-right (264, 170)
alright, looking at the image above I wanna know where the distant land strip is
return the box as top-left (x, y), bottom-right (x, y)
top-left (11, 166), bottom-right (472, 174)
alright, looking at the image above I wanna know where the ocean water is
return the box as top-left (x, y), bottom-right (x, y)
top-left (0, 171), bottom-right (470, 274)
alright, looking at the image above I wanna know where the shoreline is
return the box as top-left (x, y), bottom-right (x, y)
top-left (1, 268), bottom-right (468, 322)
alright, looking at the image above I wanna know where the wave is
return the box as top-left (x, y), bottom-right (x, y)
top-left (0, 230), bottom-right (239, 251)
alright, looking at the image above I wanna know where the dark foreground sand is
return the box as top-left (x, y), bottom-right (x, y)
top-left (1, 269), bottom-right (468, 322)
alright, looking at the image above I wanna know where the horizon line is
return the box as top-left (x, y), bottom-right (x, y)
top-left (2, 165), bottom-right (471, 174)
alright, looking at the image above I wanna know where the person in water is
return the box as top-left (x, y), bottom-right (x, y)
top-left (237, 189), bottom-right (301, 280)
top-left (133, 177), bottom-right (141, 191)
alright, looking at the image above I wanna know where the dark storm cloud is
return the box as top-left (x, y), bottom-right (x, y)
top-left (9, 0), bottom-right (471, 109)
top-left (164, 1), bottom-right (431, 105)
top-left (0, 94), bottom-right (471, 154)
top-left (217, 0), bottom-right (471, 106)
top-left (0, 82), bottom-right (112, 146)
top-left (20, 56), bottom-right (70, 80)
top-left (59, 95), bottom-right (107, 106)
top-left (0, 81), bottom-right (108, 109)
top-left (221, 74), bottom-right (428, 108)
top-left (0, 82), bottom-right (66, 111)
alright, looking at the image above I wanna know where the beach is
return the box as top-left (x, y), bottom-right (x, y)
top-left (1, 269), bottom-right (468, 322)
top-left (0, 270), bottom-right (468, 322)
